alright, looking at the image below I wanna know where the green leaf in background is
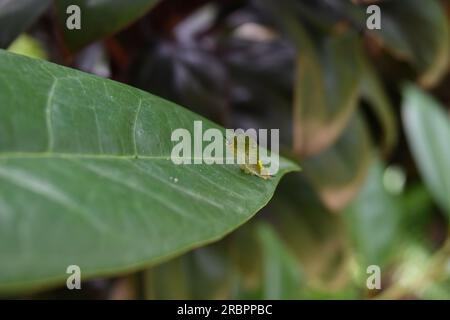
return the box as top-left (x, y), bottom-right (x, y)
top-left (144, 242), bottom-right (233, 299)
top-left (143, 222), bottom-right (264, 300)
top-left (254, 0), bottom-right (362, 157)
top-left (145, 221), bottom-right (305, 300)
top-left (371, 0), bottom-right (449, 87)
top-left (7, 33), bottom-right (47, 60)
top-left (402, 85), bottom-right (450, 217)
top-left (0, 50), bottom-right (298, 294)
top-left (400, 184), bottom-right (434, 245)
top-left (345, 160), bottom-right (402, 271)
top-left (292, 31), bottom-right (362, 157)
top-left (257, 223), bottom-right (303, 299)
top-left (360, 57), bottom-right (397, 156)
top-left (345, 159), bottom-right (443, 299)
top-left (301, 115), bottom-right (372, 211)
top-left (0, 0), bottom-right (51, 48)
top-left (55, 0), bottom-right (160, 51)
top-left (267, 174), bottom-right (352, 292)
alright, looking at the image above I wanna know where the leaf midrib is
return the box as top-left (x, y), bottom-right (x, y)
top-left (0, 152), bottom-right (215, 161)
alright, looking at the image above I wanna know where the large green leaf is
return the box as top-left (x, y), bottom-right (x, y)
top-left (0, 0), bottom-right (51, 48)
top-left (0, 50), bottom-right (298, 294)
top-left (55, 0), bottom-right (160, 51)
top-left (402, 85), bottom-right (450, 216)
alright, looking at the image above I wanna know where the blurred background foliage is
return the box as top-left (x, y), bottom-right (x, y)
top-left (2, 0), bottom-right (450, 299)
